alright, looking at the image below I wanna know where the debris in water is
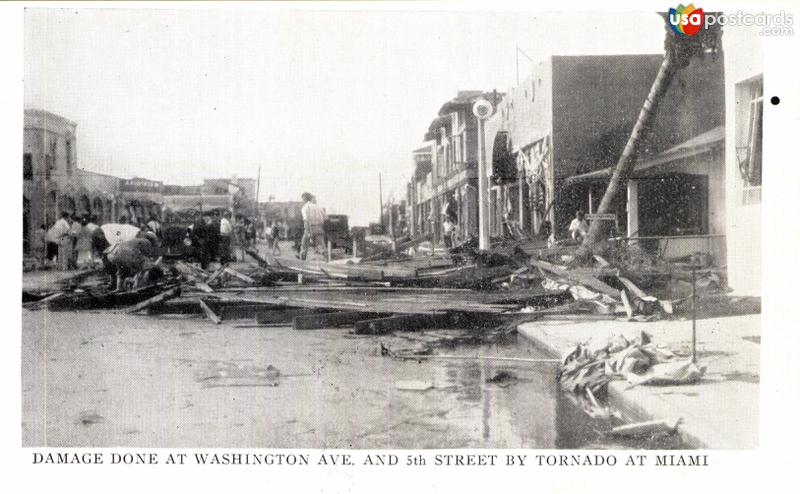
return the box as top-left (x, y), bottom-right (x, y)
top-left (77, 411), bottom-right (105, 425)
top-left (486, 370), bottom-right (519, 387)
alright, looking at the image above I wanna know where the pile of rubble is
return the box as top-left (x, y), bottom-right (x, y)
top-left (22, 236), bottom-right (737, 337)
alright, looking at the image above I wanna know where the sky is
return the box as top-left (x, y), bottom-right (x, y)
top-left (24, 8), bottom-right (666, 226)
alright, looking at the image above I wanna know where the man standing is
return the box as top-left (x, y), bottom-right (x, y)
top-left (190, 210), bottom-right (210, 269)
top-left (568, 210), bottom-right (589, 244)
top-left (208, 211), bottom-right (221, 263)
top-left (47, 212), bottom-right (72, 270)
top-left (219, 211), bottom-right (233, 263)
top-left (300, 192), bottom-right (326, 260)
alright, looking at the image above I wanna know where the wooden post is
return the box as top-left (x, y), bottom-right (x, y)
top-left (353, 313), bottom-right (452, 335)
top-left (292, 311), bottom-right (384, 330)
top-left (125, 286), bottom-right (181, 314)
top-left (199, 298), bottom-right (222, 324)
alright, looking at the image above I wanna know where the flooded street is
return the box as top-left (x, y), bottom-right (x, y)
top-left (22, 309), bottom-right (680, 449)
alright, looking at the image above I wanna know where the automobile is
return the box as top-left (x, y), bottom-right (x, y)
top-left (323, 214), bottom-right (353, 253)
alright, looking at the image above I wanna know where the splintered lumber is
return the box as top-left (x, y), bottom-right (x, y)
top-left (199, 298), bottom-right (222, 324)
top-left (617, 276), bottom-right (649, 299)
top-left (610, 418), bottom-right (681, 438)
top-left (276, 258), bottom-right (417, 282)
top-left (126, 286), bottom-right (181, 314)
top-left (245, 248), bottom-right (270, 267)
top-left (292, 311), bottom-right (385, 330)
top-left (175, 260), bottom-right (211, 281)
top-left (396, 354), bottom-right (559, 364)
top-left (530, 259), bottom-right (621, 298)
top-left (224, 267), bottom-right (256, 284)
top-left (194, 281), bottom-right (214, 293)
top-left (205, 267), bottom-right (226, 286)
top-left (353, 313), bottom-right (453, 335)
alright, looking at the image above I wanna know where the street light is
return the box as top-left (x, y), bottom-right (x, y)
top-left (473, 99), bottom-right (493, 251)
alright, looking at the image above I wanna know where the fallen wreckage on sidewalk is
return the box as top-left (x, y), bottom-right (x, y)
top-left (22, 237), bottom-right (739, 330)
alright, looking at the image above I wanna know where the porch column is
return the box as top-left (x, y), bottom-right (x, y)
top-left (518, 174), bottom-right (524, 229)
top-left (627, 180), bottom-right (639, 238)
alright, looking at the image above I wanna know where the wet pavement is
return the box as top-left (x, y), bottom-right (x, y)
top-left (22, 309), bottom-right (683, 448)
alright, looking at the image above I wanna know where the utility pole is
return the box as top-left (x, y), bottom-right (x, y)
top-left (254, 164), bottom-right (261, 220)
top-left (473, 99), bottom-right (493, 250)
top-left (378, 173), bottom-right (384, 229)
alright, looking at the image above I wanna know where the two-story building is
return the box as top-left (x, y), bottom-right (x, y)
top-left (408, 90), bottom-right (503, 242)
top-left (485, 54), bottom-right (725, 262)
top-left (23, 109), bottom-right (124, 254)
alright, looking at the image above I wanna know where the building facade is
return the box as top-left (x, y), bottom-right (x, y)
top-left (408, 90), bottom-right (503, 242)
top-left (484, 55), bottom-right (725, 255)
top-left (724, 26), bottom-right (762, 296)
top-left (23, 109), bottom-right (126, 254)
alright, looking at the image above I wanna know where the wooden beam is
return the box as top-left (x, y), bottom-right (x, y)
top-left (199, 298), bottom-right (222, 324)
top-left (292, 311), bottom-right (385, 330)
top-left (126, 286), bottom-right (181, 314)
top-left (224, 267), bottom-right (256, 284)
top-left (205, 266), bottom-right (226, 286)
top-left (255, 307), bottom-right (327, 325)
top-left (353, 313), bottom-right (452, 335)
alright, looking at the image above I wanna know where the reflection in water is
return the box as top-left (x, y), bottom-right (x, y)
top-left (407, 335), bottom-right (686, 449)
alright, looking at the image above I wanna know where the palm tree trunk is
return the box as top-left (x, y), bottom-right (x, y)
top-left (575, 52), bottom-right (679, 261)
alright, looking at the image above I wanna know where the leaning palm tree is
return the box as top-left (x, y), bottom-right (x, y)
top-left (575, 15), bottom-right (722, 262)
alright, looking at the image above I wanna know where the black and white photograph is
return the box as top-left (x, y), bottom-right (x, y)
top-left (7, 0), bottom-right (800, 488)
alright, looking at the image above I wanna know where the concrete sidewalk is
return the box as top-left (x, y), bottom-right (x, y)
top-left (517, 314), bottom-right (760, 449)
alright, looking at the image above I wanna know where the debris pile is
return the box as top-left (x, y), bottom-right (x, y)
top-left (22, 238), bottom-right (740, 339)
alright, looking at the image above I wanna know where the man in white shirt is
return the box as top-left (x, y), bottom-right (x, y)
top-left (219, 211), bottom-right (233, 263)
top-left (46, 212), bottom-right (73, 270)
top-left (300, 192), bottom-right (327, 260)
top-left (568, 210), bottom-right (589, 244)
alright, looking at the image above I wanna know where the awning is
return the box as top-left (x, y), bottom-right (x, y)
top-left (562, 125), bottom-right (724, 187)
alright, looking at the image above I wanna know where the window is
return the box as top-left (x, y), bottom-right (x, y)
top-left (737, 77), bottom-right (763, 204)
top-left (47, 136), bottom-right (57, 179)
top-left (23, 153), bottom-right (32, 179)
top-left (65, 138), bottom-right (73, 174)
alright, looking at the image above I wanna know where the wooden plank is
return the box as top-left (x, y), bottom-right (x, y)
top-left (530, 259), bottom-right (621, 298)
top-left (618, 276), bottom-right (649, 299)
top-left (353, 313), bottom-right (452, 335)
top-left (292, 311), bottom-right (385, 330)
top-left (194, 281), bottom-right (214, 293)
top-left (224, 267), bottom-right (256, 284)
top-left (245, 248), bottom-right (270, 267)
top-left (255, 307), bottom-right (327, 325)
top-left (205, 266), bottom-right (227, 286)
top-left (126, 286), bottom-right (181, 314)
top-left (199, 298), bottom-right (222, 324)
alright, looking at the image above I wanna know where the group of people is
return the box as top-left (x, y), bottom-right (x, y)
top-left (188, 209), bottom-right (258, 269)
top-left (33, 212), bottom-right (104, 270)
